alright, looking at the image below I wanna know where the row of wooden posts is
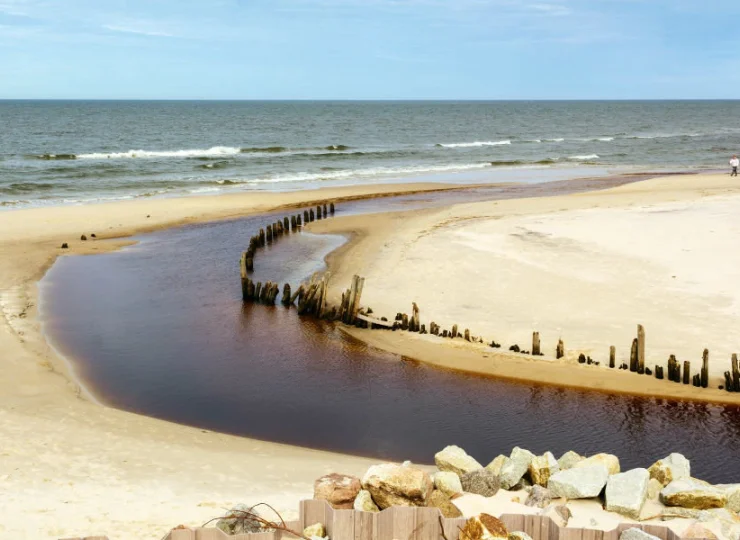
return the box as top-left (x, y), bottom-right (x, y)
top-left (238, 204), bottom-right (739, 393)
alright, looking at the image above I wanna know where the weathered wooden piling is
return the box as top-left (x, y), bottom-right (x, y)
top-left (701, 349), bottom-right (709, 388)
top-left (683, 361), bottom-right (691, 385)
top-left (732, 354), bottom-right (739, 392)
top-left (637, 324), bottom-right (645, 373)
top-left (303, 210), bottom-right (309, 223)
top-left (340, 275), bottom-right (364, 324)
top-left (464, 329), bottom-right (471, 342)
top-left (724, 372), bottom-right (733, 392)
top-left (309, 209), bottom-right (315, 222)
top-left (246, 257), bottom-right (254, 272)
top-left (430, 322), bottom-right (439, 335)
top-left (609, 346), bottom-right (616, 368)
top-left (289, 285), bottom-right (304, 305)
top-left (330, 202), bottom-right (335, 214)
top-left (693, 373), bottom-right (701, 387)
top-left (290, 215), bottom-right (297, 231)
top-left (281, 284), bottom-right (292, 306)
top-left (655, 365), bottom-right (664, 380)
top-left (401, 314), bottom-right (409, 330)
top-left (556, 339), bottom-right (564, 359)
top-left (266, 224), bottom-right (273, 243)
top-left (532, 332), bottom-right (541, 356)
top-left (629, 338), bottom-right (639, 372)
top-left (323, 203), bottom-right (328, 216)
top-left (283, 216), bottom-right (290, 231)
top-left (451, 324), bottom-right (458, 339)
top-left (259, 228), bottom-right (265, 246)
top-left (316, 205), bottom-right (322, 219)
top-left (254, 281), bottom-right (262, 301)
top-left (667, 355), bottom-right (677, 383)
top-left (410, 302), bottom-right (420, 332)
top-left (298, 214), bottom-right (303, 227)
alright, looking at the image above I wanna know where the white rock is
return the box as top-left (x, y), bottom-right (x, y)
top-left (660, 478), bottom-right (727, 510)
top-left (557, 451), bottom-right (585, 471)
top-left (619, 527), bottom-right (661, 540)
top-left (435, 471), bottom-right (464, 497)
top-left (574, 453), bottom-right (620, 475)
top-left (648, 453), bottom-right (691, 486)
top-left (605, 468), bottom-right (649, 519)
top-left (716, 484), bottom-right (740, 513)
top-left (500, 447), bottom-right (535, 490)
top-left (548, 465), bottom-right (609, 499)
top-left (435, 445), bottom-right (483, 477)
top-left (486, 454), bottom-right (507, 475)
top-left (353, 490), bottom-right (380, 512)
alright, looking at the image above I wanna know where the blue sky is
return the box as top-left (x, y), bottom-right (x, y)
top-left (1, 0), bottom-right (739, 99)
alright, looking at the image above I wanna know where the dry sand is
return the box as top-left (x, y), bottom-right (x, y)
top-left (311, 172), bottom-right (740, 404)
top-left (0, 182), bottom-right (478, 540)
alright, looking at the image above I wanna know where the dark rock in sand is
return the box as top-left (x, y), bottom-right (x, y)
top-left (461, 468), bottom-right (501, 497)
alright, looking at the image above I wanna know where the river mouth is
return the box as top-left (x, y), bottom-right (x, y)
top-left (39, 179), bottom-right (740, 483)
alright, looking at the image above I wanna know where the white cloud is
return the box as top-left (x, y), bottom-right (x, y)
top-left (102, 23), bottom-right (174, 37)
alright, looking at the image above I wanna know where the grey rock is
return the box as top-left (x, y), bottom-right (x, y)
top-left (216, 504), bottom-right (264, 535)
top-left (648, 453), bottom-right (691, 487)
top-left (461, 468), bottom-right (501, 497)
top-left (500, 447), bottom-right (535, 490)
top-left (435, 471), bottom-right (464, 497)
top-left (557, 451), bottom-right (585, 471)
top-left (525, 485), bottom-right (552, 508)
top-left (435, 445), bottom-right (483, 477)
top-left (619, 528), bottom-right (661, 540)
top-left (605, 468), bottom-right (649, 519)
top-left (353, 489), bottom-right (380, 512)
top-left (548, 465), bottom-right (609, 499)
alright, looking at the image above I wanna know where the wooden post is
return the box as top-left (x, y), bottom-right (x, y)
top-left (655, 365), bottom-right (664, 380)
top-left (556, 339), bottom-right (564, 359)
top-left (451, 324), bottom-right (458, 338)
top-left (323, 203), bottom-right (328, 216)
top-left (401, 314), bottom-right (409, 330)
top-left (724, 372), bottom-right (733, 392)
top-left (309, 209), bottom-right (315, 222)
top-left (701, 349), bottom-right (709, 388)
top-left (410, 302), bottom-right (420, 332)
top-left (430, 322), bottom-right (439, 336)
top-left (259, 228), bottom-right (265, 246)
top-left (284, 216), bottom-right (290, 231)
top-left (281, 284), bottom-right (292, 306)
top-left (732, 354), bottom-right (739, 392)
top-left (630, 338), bottom-right (638, 372)
top-left (667, 355), bottom-right (676, 382)
top-left (291, 215), bottom-right (297, 231)
top-left (532, 332), bottom-right (541, 356)
top-left (693, 373), bottom-right (701, 387)
top-left (637, 324), bottom-right (645, 373)
top-left (683, 360), bottom-right (691, 385)
top-left (304, 210), bottom-right (309, 223)
top-left (464, 329), bottom-right (471, 342)
top-left (254, 282), bottom-right (262, 302)
top-left (266, 224), bottom-right (273, 243)
top-left (316, 205), bottom-right (322, 219)
top-left (297, 214), bottom-right (303, 227)
top-left (609, 346), bottom-right (616, 368)
top-left (330, 202), bottom-right (335, 214)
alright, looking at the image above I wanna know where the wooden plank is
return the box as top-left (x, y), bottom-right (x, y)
top-left (642, 524), bottom-right (669, 540)
top-left (523, 514), bottom-right (537, 537)
top-left (391, 506), bottom-right (417, 540)
top-left (355, 314), bottom-right (394, 328)
top-left (354, 510), bottom-right (375, 540)
top-left (168, 529), bottom-right (196, 540)
top-left (332, 509), bottom-right (356, 540)
top-left (442, 517), bottom-right (467, 540)
top-left (600, 527), bottom-right (620, 540)
top-left (558, 526), bottom-right (583, 540)
top-left (539, 514), bottom-right (551, 540)
top-left (501, 514), bottom-right (525, 533)
top-left (375, 507), bottom-right (395, 540)
top-left (195, 529), bottom-right (228, 540)
top-left (411, 507), bottom-right (441, 540)
top-left (301, 500), bottom-right (330, 530)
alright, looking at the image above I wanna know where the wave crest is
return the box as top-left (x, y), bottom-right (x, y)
top-left (437, 140), bottom-right (511, 148)
top-left (78, 146), bottom-right (242, 159)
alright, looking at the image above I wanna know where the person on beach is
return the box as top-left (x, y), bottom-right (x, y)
top-left (731, 155), bottom-right (739, 177)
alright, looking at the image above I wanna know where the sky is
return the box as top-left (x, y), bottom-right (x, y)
top-left (1, 0), bottom-right (739, 100)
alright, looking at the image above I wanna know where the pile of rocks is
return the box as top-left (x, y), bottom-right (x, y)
top-left (313, 446), bottom-right (740, 539)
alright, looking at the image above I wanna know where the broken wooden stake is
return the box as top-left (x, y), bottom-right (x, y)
top-left (532, 332), bottom-right (541, 356)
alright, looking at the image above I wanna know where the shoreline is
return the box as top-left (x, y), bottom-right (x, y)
top-left (309, 172), bottom-right (740, 406)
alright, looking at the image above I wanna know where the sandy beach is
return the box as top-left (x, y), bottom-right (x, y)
top-left (2, 172), bottom-right (739, 539)
top-left (311, 172), bottom-right (740, 404)
top-left (0, 182), bottom-right (480, 540)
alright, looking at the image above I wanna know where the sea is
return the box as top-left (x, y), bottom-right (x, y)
top-left (2, 100), bottom-right (739, 208)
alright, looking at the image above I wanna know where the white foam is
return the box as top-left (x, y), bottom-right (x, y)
top-left (78, 146), bottom-right (242, 159)
top-left (439, 140), bottom-right (511, 148)
top-left (596, 137), bottom-right (614, 142)
top-left (567, 154), bottom-right (600, 161)
top-left (545, 138), bottom-right (565, 142)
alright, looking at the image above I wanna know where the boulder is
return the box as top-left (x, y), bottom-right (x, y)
top-left (435, 445), bottom-right (483, 477)
top-left (715, 484), bottom-right (740, 513)
top-left (605, 468), bottom-right (649, 519)
top-left (461, 468), bottom-right (501, 497)
top-left (314, 473), bottom-right (362, 509)
top-left (508, 533), bottom-right (533, 540)
top-left (362, 463), bottom-right (433, 509)
top-left (353, 490), bottom-right (380, 512)
top-left (528, 452), bottom-right (559, 487)
top-left (215, 504), bottom-right (264, 535)
top-left (428, 490), bottom-right (463, 518)
top-left (525, 485), bottom-right (552, 508)
top-left (557, 451), bottom-right (585, 471)
top-left (574, 453), bottom-right (620, 475)
top-left (435, 471), bottom-right (464, 497)
top-left (303, 523), bottom-right (326, 539)
top-left (540, 504), bottom-right (571, 527)
top-left (619, 528), bottom-right (661, 540)
top-left (548, 465), bottom-right (609, 499)
top-left (647, 478), bottom-right (663, 500)
top-left (648, 453), bottom-right (691, 487)
top-left (500, 447), bottom-right (535, 490)
top-left (660, 478), bottom-right (727, 510)
top-left (460, 514), bottom-right (509, 540)
top-left (486, 455), bottom-right (507, 475)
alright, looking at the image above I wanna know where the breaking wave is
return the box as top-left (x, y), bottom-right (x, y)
top-left (567, 154), bottom-right (600, 161)
top-left (0, 182), bottom-right (58, 195)
top-left (437, 140), bottom-right (511, 148)
top-left (78, 146), bottom-right (242, 159)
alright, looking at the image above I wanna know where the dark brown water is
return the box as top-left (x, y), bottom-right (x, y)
top-left (40, 184), bottom-right (740, 483)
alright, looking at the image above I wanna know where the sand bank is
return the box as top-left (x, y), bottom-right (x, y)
top-left (0, 182), bottom-right (487, 540)
top-left (310, 172), bottom-right (740, 404)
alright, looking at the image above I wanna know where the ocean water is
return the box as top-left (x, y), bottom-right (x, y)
top-left (2, 100), bottom-right (739, 208)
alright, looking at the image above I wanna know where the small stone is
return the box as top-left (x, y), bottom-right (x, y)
top-left (460, 514), bottom-right (508, 540)
top-left (215, 504), bottom-right (263, 535)
top-left (508, 532), bottom-right (533, 540)
top-left (528, 452), bottom-right (559, 487)
top-left (486, 455), bottom-right (507, 475)
top-left (557, 451), bottom-right (584, 471)
top-left (91, 233), bottom-right (97, 238)
top-left (548, 465), bottom-right (609, 499)
top-left (605, 468), bottom-right (649, 519)
top-left (661, 478), bottom-right (727, 510)
top-left (428, 490), bottom-right (463, 518)
top-left (619, 528), bottom-right (661, 540)
top-left (353, 490), bottom-right (379, 512)
top-left (303, 523), bottom-right (326, 538)
top-left (525, 485), bottom-right (552, 508)
top-left (500, 447), bottom-right (535, 490)
top-left (80, 235), bottom-right (87, 241)
top-left (314, 473), bottom-right (362, 509)
top-left (61, 243), bottom-right (69, 249)
top-left (435, 445), bottom-right (483, 476)
top-left (435, 471), bottom-right (464, 497)
top-left (461, 468), bottom-right (501, 497)
top-left (574, 453), bottom-right (620, 475)
top-left (648, 453), bottom-right (691, 487)
top-left (362, 462), bottom-right (433, 509)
